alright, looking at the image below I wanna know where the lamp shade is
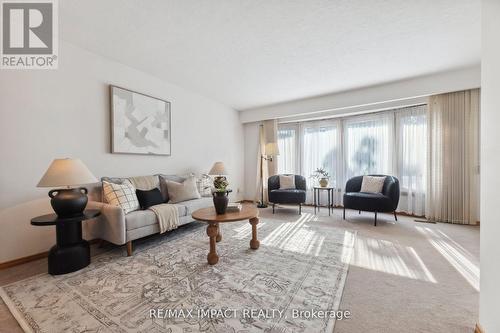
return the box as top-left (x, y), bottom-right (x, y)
top-left (37, 158), bottom-right (98, 187)
top-left (264, 142), bottom-right (280, 156)
top-left (208, 162), bottom-right (227, 175)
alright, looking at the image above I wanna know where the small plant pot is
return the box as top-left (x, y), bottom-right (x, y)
top-left (319, 178), bottom-right (329, 187)
top-left (213, 191), bottom-right (229, 214)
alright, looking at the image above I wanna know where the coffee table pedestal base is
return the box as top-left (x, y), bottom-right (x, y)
top-left (207, 223), bottom-right (219, 265)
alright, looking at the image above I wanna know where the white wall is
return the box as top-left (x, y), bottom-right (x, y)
top-left (480, 1), bottom-right (500, 331)
top-left (239, 65), bottom-right (481, 123)
top-left (0, 42), bottom-right (244, 263)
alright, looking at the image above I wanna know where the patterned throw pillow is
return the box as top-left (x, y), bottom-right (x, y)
top-left (360, 176), bottom-right (386, 193)
top-left (196, 174), bottom-right (213, 197)
top-left (102, 180), bottom-right (140, 214)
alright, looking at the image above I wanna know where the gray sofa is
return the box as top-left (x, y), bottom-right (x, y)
top-left (86, 174), bottom-right (212, 255)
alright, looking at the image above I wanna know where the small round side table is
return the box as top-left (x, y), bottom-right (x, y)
top-left (31, 209), bottom-right (100, 275)
top-left (313, 187), bottom-right (335, 216)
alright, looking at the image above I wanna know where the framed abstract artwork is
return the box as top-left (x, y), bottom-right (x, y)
top-left (110, 86), bottom-right (171, 155)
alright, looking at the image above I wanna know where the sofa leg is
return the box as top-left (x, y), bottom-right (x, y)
top-left (343, 207), bottom-right (346, 220)
top-left (272, 203), bottom-right (275, 214)
top-left (299, 203), bottom-right (302, 215)
top-left (394, 211), bottom-right (398, 221)
top-left (374, 212), bottom-right (377, 226)
top-left (359, 210), bottom-right (361, 214)
top-left (126, 241), bottom-right (133, 256)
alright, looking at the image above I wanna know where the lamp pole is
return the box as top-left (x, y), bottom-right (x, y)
top-left (257, 154), bottom-right (273, 208)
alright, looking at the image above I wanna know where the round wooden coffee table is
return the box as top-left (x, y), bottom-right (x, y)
top-left (192, 204), bottom-right (259, 265)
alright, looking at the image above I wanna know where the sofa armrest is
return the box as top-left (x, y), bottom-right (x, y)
top-left (85, 201), bottom-right (127, 245)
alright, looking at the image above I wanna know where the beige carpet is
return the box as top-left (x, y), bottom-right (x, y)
top-left (0, 206), bottom-right (479, 333)
top-left (264, 206), bottom-right (479, 333)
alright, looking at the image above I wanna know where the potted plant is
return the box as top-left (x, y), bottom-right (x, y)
top-left (212, 177), bottom-right (230, 214)
top-left (311, 168), bottom-right (330, 187)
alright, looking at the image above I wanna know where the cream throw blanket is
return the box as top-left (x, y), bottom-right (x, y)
top-left (148, 204), bottom-right (179, 234)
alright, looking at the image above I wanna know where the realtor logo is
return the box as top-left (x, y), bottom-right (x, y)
top-left (1, 0), bottom-right (58, 69)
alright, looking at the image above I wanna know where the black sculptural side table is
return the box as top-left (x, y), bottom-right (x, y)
top-left (31, 209), bottom-right (100, 275)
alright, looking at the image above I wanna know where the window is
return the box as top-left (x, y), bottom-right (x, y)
top-left (277, 125), bottom-right (298, 174)
top-left (343, 114), bottom-right (393, 181)
top-left (276, 105), bottom-right (427, 214)
top-left (301, 121), bottom-right (340, 187)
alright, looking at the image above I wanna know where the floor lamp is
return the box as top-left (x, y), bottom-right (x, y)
top-left (257, 142), bottom-right (279, 208)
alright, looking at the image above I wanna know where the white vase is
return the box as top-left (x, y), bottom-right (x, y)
top-left (319, 178), bottom-right (329, 187)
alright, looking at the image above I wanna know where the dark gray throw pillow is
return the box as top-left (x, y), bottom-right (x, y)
top-left (136, 188), bottom-right (164, 209)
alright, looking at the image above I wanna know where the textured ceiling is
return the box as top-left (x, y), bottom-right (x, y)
top-left (60, 0), bottom-right (481, 110)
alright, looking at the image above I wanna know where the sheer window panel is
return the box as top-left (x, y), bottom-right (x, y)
top-left (277, 124), bottom-right (299, 174)
top-left (343, 113), bottom-right (394, 182)
top-left (395, 105), bottom-right (427, 216)
top-left (301, 120), bottom-right (341, 204)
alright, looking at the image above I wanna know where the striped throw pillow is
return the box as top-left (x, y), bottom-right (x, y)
top-left (103, 180), bottom-right (140, 214)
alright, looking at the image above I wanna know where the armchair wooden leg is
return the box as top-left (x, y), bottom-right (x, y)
top-left (126, 241), bottom-right (133, 256)
top-left (374, 212), bottom-right (377, 226)
top-left (343, 207), bottom-right (346, 220)
top-left (394, 211), bottom-right (398, 221)
top-left (272, 203), bottom-right (275, 214)
top-left (299, 203), bottom-right (302, 215)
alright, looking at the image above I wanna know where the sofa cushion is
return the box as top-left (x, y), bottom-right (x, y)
top-left (181, 197), bottom-right (213, 215)
top-left (102, 180), bottom-right (140, 214)
top-left (101, 176), bottom-right (127, 185)
top-left (159, 174), bottom-right (187, 202)
top-left (164, 176), bottom-right (201, 203)
top-left (343, 192), bottom-right (393, 212)
top-left (279, 175), bottom-right (296, 189)
top-left (126, 209), bottom-right (158, 230)
top-left (360, 176), bottom-right (386, 193)
top-left (136, 188), bottom-right (164, 209)
top-left (101, 177), bottom-right (127, 203)
top-left (126, 204), bottom-right (187, 230)
top-left (269, 189), bottom-right (306, 204)
top-left (128, 175), bottom-right (159, 191)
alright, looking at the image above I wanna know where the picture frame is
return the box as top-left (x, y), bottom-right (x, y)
top-left (110, 85), bottom-right (171, 156)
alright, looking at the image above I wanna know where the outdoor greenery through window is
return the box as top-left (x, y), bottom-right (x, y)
top-left (276, 105), bottom-right (427, 214)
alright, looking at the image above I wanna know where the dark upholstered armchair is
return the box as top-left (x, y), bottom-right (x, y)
top-left (268, 174), bottom-right (307, 214)
top-left (343, 175), bottom-right (400, 226)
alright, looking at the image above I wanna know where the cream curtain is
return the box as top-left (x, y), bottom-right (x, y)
top-left (254, 119), bottom-right (278, 203)
top-left (426, 89), bottom-right (480, 224)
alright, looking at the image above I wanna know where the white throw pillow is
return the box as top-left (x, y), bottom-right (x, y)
top-left (360, 176), bottom-right (386, 193)
top-left (165, 176), bottom-right (201, 203)
top-left (279, 175), bottom-right (296, 190)
top-left (102, 180), bottom-right (140, 214)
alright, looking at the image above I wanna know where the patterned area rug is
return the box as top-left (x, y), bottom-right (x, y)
top-left (1, 214), bottom-right (356, 333)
